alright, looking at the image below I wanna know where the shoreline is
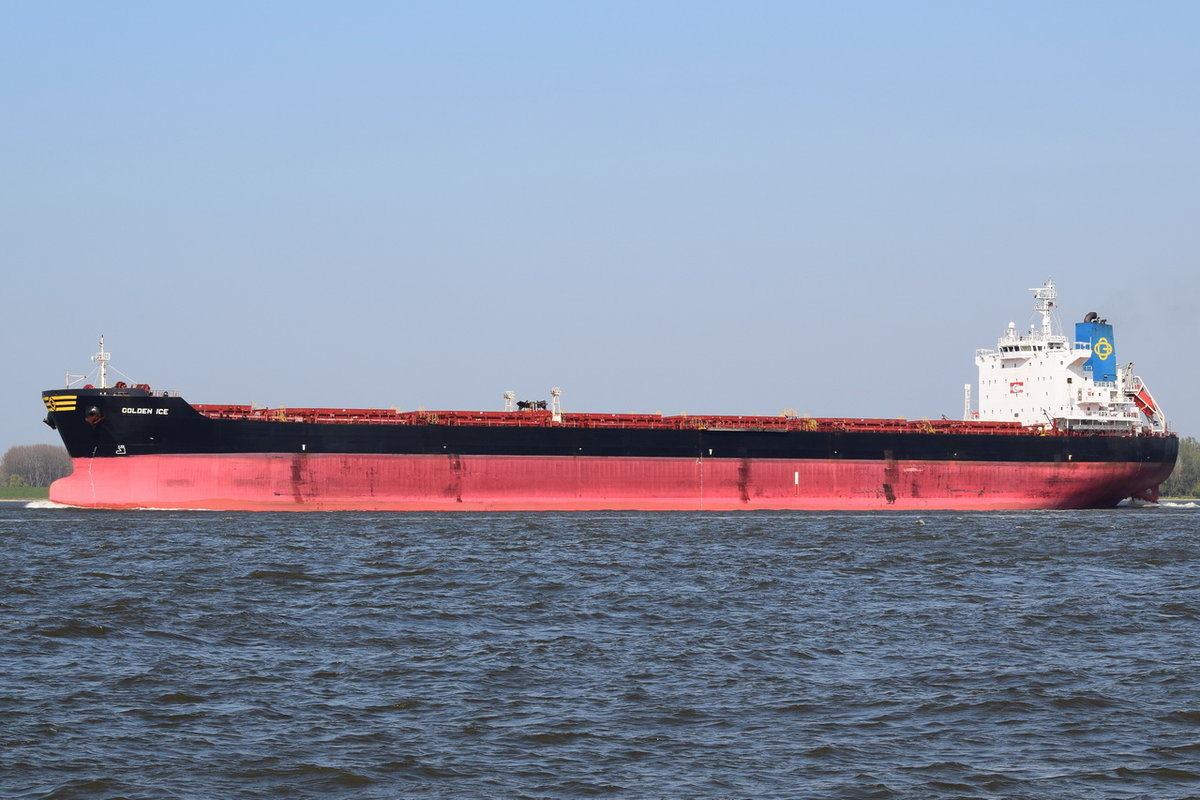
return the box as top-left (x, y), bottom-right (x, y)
top-left (0, 492), bottom-right (50, 502)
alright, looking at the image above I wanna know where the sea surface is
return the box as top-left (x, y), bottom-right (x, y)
top-left (3, 503), bottom-right (1200, 800)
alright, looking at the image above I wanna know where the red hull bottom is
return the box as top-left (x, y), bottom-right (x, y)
top-left (49, 454), bottom-right (1171, 511)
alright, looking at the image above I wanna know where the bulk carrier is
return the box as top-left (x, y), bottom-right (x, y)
top-left (41, 282), bottom-right (1176, 511)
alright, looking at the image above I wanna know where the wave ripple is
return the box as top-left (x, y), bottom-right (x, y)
top-left (3, 507), bottom-right (1200, 798)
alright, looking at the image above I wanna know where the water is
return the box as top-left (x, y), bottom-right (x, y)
top-left (3, 503), bottom-right (1200, 799)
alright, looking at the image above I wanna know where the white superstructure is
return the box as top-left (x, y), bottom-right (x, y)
top-left (969, 281), bottom-right (1166, 433)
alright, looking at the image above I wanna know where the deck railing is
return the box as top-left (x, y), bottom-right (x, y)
top-left (191, 404), bottom-right (1046, 435)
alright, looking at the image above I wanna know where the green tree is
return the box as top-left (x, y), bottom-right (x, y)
top-left (1161, 436), bottom-right (1200, 498)
top-left (0, 444), bottom-right (72, 487)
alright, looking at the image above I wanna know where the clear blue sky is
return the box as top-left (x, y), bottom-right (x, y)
top-left (4, 1), bottom-right (1198, 455)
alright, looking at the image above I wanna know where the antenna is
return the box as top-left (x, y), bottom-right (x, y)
top-left (93, 335), bottom-right (111, 389)
top-left (1029, 279), bottom-right (1057, 336)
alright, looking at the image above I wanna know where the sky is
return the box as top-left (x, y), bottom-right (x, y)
top-left (3, 1), bottom-right (1198, 456)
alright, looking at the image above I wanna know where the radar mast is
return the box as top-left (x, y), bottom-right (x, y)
top-left (93, 335), bottom-right (111, 389)
top-left (1030, 280), bottom-right (1057, 337)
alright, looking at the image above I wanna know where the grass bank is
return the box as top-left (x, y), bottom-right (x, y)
top-left (0, 486), bottom-right (49, 500)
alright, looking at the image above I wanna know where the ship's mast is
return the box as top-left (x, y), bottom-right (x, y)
top-left (93, 335), bottom-right (111, 389)
top-left (550, 387), bottom-right (563, 423)
top-left (1030, 280), bottom-right (1056, 337)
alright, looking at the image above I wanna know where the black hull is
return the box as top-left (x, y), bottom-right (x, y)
top-left (43, 388), bottom-right (1180, 466)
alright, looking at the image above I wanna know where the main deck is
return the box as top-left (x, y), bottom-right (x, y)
top-left (192, 403), bottom-right (1035, 436)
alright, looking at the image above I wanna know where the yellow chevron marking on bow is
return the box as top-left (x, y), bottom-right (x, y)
top-left (43, 395), bottom-right (78, 412)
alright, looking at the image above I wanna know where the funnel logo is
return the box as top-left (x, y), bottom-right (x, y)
top-left (1094, 337), bottom-right (1113, 360)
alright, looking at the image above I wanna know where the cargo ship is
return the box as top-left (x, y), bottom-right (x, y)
top-left (41, 282), bottom-right (1176, 511)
